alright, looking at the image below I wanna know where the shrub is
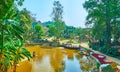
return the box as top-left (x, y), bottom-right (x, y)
top-left (91, 44), bottom-right (99, 51)
top-left (96, 62), bottom-right (100, 69)
top-left (99, 46), bottom-right (108, 54)
top-left (107, 48), bottom-right (119, 56)
top-left (101, 65), bottom-right (114, 72)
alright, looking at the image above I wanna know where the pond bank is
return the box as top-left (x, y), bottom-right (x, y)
top-left (26, 39), bottom-right (81, 50)
top-left (80, 43), bottom-right (120, 64)
top-left (80, 42), bottom-right (120, 71)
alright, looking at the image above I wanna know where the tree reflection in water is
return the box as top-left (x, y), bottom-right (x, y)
top-left (50, 48), bottom-right (65, 72)
top-left (8, 46), bottom-right (97, 72)
top-left (79, 55), bottom-right (98, 72)
top-left (65, 49), bottom-right (76, 60)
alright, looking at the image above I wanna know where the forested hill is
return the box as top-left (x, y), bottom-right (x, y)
top-left (41, 21), bottom-right (90, 41)
top-left (42, 21), bottom-right (54, 26)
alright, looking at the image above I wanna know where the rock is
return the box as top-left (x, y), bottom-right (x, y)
top-left (100, 64), bottom-right (110, 72)
top-left (90, 52), bottom-right (94, 55)
top-left (98, 55), bottom-right (105, 59)
top-left (117, 65), bottom-right (120, 70)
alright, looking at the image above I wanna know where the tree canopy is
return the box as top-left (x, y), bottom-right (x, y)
top-left (83, 0), bottom-right (120, 48)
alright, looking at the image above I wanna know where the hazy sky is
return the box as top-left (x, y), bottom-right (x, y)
top-left (19, 0), bottom-right (87, 28)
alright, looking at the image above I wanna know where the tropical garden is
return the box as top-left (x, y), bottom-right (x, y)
top-left (0, 0), bottom-right (120, 72)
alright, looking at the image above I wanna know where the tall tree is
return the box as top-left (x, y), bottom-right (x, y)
top-left (48, 24), bottom-right (57, 37)
top-left (33, 23), bottom-right (44, 39)
top-left (0, 0), bottom-right (32, 72)
top-left (83, 0), bottom-right (120, 48)
top-left (17, 8), bottom-right (34, 41)
top-left (51, 1), bottom-right (66, 41)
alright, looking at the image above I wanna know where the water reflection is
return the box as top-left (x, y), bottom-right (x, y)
top-left (49, 48), bottom-right (65, 72)
top-left (80, 56), bottom-right (96, 72)
top-left (8, 46), bottom-right (96, 72)
top-left (63, 55), bottom-right (82, 72)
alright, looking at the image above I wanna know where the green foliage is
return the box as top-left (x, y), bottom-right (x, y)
top-left (0, 0), bottom-right (14, 19)
top-left (43, 21), bottom-right (54, 26)
top-left (0, 19), bottom-right (32, 72)
top-left (83, 0), bottom-right (120, 60)
top-left (91, 44), bottom-right (100, 51)
top-left (0, 0), bottom-right (24, 19)
top-left (96, 62), bottom-right (100, 69)
top-left (48, 24), bottom-right (57, 37)
top-left (17, 8), bottom-right (33, 30)
top-left (51, 1), bottom-right (63, 22)
top-left (99, 46), bottom-right (108, 54)
top-left (50, 1), bottom-right (66, 40)
top-left (107, 47), bottom-right (119, 56)
top-left (0, 0), bottom-right (32, 72)
top-left (64, 26), bottom-right (76, 39)
top-left (54, 21), bottom-right (66, 38)
top-left (33, 23), bottom-right (44, 39)
top-left (101, 65), bottom-right (114, 72)
top-left (83, 0), bottom-right (120, 48)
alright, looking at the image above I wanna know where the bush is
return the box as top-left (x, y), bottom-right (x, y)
top-left (96, 62), bottom-right (100, 69)
top-left (99, 46), bottom-right (108, 54)
top-left (107, 48), bottom-right (119, 56)
top-left (101, 65), bottom-right (114, 72)
top-left (49, 41), bottom-right (60, 47)
top-left (91, 44), bottom-right (99, 51)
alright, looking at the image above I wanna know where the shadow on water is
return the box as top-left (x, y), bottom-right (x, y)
top-left (8, 46), bottom-right (97, 72)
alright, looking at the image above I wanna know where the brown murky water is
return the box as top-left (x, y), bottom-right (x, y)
top-left (8, 46), bottom-right (96, 72)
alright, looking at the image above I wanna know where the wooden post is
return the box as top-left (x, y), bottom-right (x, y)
top-left (32, 51), bottom-right (36, 58)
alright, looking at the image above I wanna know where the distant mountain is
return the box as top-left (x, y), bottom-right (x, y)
top-left (42, 21), bottom-right (54, 26)
top-left (42, 21), bottom-right (79, 29)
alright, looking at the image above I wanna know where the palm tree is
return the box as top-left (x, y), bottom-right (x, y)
top-left (0, 0), bottom-right (32, 72)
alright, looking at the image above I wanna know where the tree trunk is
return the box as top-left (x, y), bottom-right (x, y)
top-left (0, 62), bottom-right (8, 72)
top-left (0, 22), bottom-right (4, 50)
top-left (13, 62), bottom-right (17, 72)
top-left (106, 18), bottom-right (111, 48)
top-left (106, 0), bottom-right (111, 48)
